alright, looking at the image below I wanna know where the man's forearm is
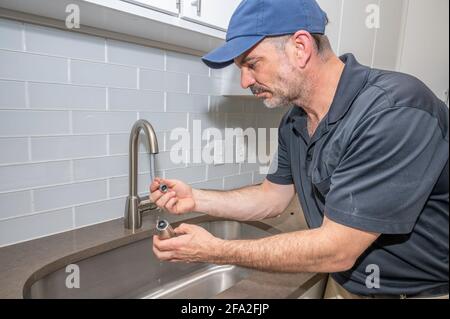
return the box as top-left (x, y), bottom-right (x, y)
top-left (192, 184), bottom-right (283, 221)
top-left (209, 228), bottom-right (355, 273)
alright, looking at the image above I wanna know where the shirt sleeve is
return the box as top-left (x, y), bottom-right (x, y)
top-left (325, 106), bottom-right (449, 234)
top-left (266, 118), bottom-right (294, 185)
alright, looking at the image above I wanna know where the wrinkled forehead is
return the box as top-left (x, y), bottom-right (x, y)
top-left (235, 38), bottom-right (280, 66)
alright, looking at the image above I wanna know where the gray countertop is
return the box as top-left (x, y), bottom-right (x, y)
top-left (0, 200), bottom-right (324, 299)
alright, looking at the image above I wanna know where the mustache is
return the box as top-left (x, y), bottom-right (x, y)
top-left (250, 84), bottom-right (271, 96)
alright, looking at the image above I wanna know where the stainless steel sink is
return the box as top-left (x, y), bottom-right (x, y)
top-left (24, 220), bottom-right (275, 299)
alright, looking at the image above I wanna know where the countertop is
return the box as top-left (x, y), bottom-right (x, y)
top-left (0, 198), bottom-right (324, 299)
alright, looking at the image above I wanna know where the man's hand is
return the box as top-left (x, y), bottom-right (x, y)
top-left (153, 223), bottom-right (223, 263)
top-left (150, 178), bottom-right (196, 214)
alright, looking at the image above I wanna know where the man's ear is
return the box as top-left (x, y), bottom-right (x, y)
top-left (292, 30), bottom-right (314, 68)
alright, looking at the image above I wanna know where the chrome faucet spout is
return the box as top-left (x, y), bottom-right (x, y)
top-left (124, 120), bottom-right (159, 231)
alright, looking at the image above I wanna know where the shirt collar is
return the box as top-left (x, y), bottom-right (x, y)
top-left (287, 53), bottom-right (370, 124)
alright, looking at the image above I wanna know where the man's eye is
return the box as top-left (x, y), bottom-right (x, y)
top-left (248, 62), bottom-right (257, 69)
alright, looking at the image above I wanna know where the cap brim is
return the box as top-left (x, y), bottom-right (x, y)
top-left (202, 35), bottom-right (265, 69)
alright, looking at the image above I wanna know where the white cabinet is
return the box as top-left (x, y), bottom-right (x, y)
top-left (181, 0), bottom-right (241, 31)
top-left (123, 0), bottom-right (180, 15)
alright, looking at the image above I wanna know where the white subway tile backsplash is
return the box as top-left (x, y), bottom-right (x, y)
top-left (71, 60), bottom-right (137, 88)
top-left (0, 110), bottom-right (70, 136)
top-left (0, 19), bottom-right (283, 246)
top-left (29, 82), bottom-right (106, 110)
top-left (0, 137), bottom-right (28, 164)
top-left (253, 172), bottom-right (267, 185)
top-left (34, 180), bottom-right (107, 212)
top-left (109, 88), bottom-right (164, 111)
top-left (165, 166), bottom-right (206, 184)
top-left (109, 131), bottom-right (165, 155)
top-left (25, 24), bottom-right (105, 61)
top-left (0, 19), bottom-right (23, 51)
top-left (189, 113), bottom-right (226, 130)
top-left (72, 111), bottom-right (136, 134)
top-left (166, 93), bottom-right (209, 113)
top-left (139, 112), bottom-right (187, 132)
top-left (191, 178), bottom-right (224, 190)
top-left (0, 50), bottom-right (68, 83)
top-left (224, 173), bottom-right (253, 190)
top-left (140, 69), bottom-right (188, 93)
top-left (256, 113), bottom-right (283, 129)
top-left (166, 51), bottom-right (209, 76)
top-left (0, 208), bottom-right (73, 247)
top-left (207, 164), bottom-right (240, 179)
top-left (107, 39), bottom-right (164, 69)
top-left (210, 96), bottom-right (243, 113)
top-left (189, 75), bottom-right (222, 95)
top-left (109, 171), bottom-right (162, 198)
top-left (142, 151), bottom-right (186, 171)
top-left (0, 161), bottom-right (71, 192)
top-left (74, 197), bottom-right (124, 228)
top-left (240, 161), bottom-right (261, 174)
top-left (0, 191), bottom-right (32, 220)
top-left (31, 135), bottom-right (107, 161)
top-left (73, 155), bottom-right (128, 181)
top-left (227, 113), bottom-right (257, 129)
top-left (0, 80), bottom-right (27, 109)
top-left (108, 176), bottom-right (128, 198)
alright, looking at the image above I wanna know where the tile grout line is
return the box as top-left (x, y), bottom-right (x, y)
top-left (337, 0), bottom-right (346, 55)
top-left (0, 194), bottom-right (127, 224)
top-left (30, 188), bottom-right (35, 213)
top-left (24, 81), bottom-right (30, 109)
top-left (370, 0), bottom-right (381, 68)
top-left (104, 39), bottom-right (108, 63)
top-left (106, 178), bottom-right (110, 199)
top-left (68, 58), bottom-right (72, 84)
top-left (105, 87), bottom-right (109, 111)
top-left (21, 21), bottom-right (26, 51)
top-left (26, 136), bottom-right (32, 162)
top-left (137, 68), bottom-right (140, 90)
top-left (72, 207), bottom-right (76, 228)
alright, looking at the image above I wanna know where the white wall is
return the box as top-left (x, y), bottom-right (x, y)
top-left (398, 0), bottom-right (449, 103)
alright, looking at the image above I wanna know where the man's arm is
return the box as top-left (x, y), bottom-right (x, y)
top-left (192, 180), bottom-right (295, 220)
top-left (151, 178), bottom-right (295, 221)
top-left (153, 216), bottom-right (380, 273)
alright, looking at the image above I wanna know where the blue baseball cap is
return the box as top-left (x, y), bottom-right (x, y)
top-left (202, 0), bottom-right (328, 69)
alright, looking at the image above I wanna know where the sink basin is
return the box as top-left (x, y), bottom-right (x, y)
top-left (24, 220), bottom-right (275, 299)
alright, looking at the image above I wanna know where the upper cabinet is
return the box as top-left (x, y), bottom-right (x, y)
top-left (123, 0), bottom-right (241, 30)
top-left (181, 0), bottom-right (241, 31)
top-left (123, 0), bottom-right (181, 16)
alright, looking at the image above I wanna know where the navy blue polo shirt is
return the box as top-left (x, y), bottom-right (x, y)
top-left (267, 54), bottom-right (449, 296)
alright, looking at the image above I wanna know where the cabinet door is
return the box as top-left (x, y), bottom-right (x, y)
top-left (123, 0), bottom-right (180, 15)
top-left (181, 0), bottom-right (241, 31)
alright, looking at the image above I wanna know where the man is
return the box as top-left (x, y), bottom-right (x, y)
top-left (150, 0), bottom-right (449, 299)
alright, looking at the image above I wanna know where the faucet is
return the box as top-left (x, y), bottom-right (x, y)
top-left (124, 119), bottom-right (159, 231)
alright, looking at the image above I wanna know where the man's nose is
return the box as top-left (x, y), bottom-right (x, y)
top-left (240, 68), bottom-right (256, 89)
